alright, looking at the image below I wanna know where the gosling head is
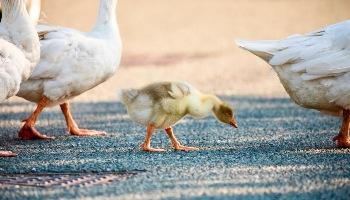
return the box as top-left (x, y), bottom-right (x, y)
top-left (213, 103), bottom-right (238, 128)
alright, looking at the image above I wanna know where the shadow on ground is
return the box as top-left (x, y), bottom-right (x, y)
top-left (0, 97), bottom-right (349, 200)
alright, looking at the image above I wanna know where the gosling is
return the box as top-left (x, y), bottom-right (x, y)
top-left (120, 81), bottom-right (238, 152)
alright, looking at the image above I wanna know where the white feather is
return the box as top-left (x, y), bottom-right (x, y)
top-left (17, 0), bottom-right (122, 106)
top-left (0, 0), bottom-right (40, 102)
top-left (236, 19), bottom-right (350, 114)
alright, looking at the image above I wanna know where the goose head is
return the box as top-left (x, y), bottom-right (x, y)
top-left (213, 103), bottom-right (238, 128)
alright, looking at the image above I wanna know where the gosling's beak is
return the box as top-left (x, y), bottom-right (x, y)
top-left (229, 118), bottom-right (238, 128)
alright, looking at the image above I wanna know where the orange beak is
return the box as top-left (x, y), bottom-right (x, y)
top-left (229, 118), bottom-right (238, 128)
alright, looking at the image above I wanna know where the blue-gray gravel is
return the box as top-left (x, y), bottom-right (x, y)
top-left (0, 97), bottom-right (349, 200)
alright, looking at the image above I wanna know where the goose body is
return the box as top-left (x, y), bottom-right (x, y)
top-left (236, 20), bottom-right (350, 147)
top-left (0, 0), bottom-right (40, 101)
top-left (16, 0), bottom-right (122, 140)
top-left (121, 82), bottom-right (204, 128)
top-left (120, 81), bottom-right (238, 152)
top-left (18, 0), bottom-right (121, 106)
top-left (0, 0), bottom-right (40, 157)
top-left (18, 25), bottom-right (121, 105)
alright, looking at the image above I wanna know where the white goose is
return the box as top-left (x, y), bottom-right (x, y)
top-left (236, 20), bottom-right (350, 148)
top-left (17, 0), bottom-right (122, 139)
top-left (0, 0), bottom-right (40, 157)
top-left (26, 0), bottom-right (41, 24)
top-left (0, 0), bottom-right (41, 23)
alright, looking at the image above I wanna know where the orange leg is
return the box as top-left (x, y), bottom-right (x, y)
top-left (333, 109), bottom-right (350, 148)
top-left (140, 124), bottom-right (165, 152)
top-left (19, 96), bottom-right (54, 140)
top-left (165, 127), bottom-right (199, 151)
top-left (60, 102), bottom-right (106, 136)
top-left (0, 151), bottom-right (16, 157)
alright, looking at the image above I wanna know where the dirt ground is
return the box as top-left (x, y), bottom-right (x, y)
top-left (13, 0), bottom-right (350, 102)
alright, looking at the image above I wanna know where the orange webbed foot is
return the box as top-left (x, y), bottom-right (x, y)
top-left (69, 128), bottom-right (106, 137)
top-left (0, 151), bottom-right (17, 157)
top-left (140, 143), bottom-right (166, 152)
top-left (333, 135), bottom-right (350, 148)
top-left (173, 144), bottom-right (199, 152)
top-left (19, 124), bottom-right (54, 140)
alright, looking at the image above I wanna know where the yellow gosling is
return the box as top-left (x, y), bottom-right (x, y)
top-left (120, 81), bottom-right (238, 152)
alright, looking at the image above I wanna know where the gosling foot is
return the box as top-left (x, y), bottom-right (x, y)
top-left (140, 143), bottom-right (166, 152)
top-left (173, 144), bottom-right (199, 151)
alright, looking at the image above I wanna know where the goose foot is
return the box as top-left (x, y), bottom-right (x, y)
top-left (333, 135), bottom-right (350, 148)
top-left (0, 151), bottom-right (17, 157)
top-left (60, 102), bottom-right (106, 137)
top-left (19, 96), bottom-right (53, 140)
top-left (70, 128), bottom-right (106, 137)
top-left (333, 109), bottom-right (350, 148)
top-left (19, 123), bottom-right (54, 140)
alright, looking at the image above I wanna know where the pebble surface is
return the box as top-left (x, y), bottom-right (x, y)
top-left (0, 97), bottom-right (349, 200)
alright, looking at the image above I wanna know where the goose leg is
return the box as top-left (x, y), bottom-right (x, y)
top-left (141, 124), bottom-right (165, 152)
top-left (60, 102), bottom-right (106, 137)
top-left (0, 151), bottom-right (16, 157)
top-left (19, 96), bottom-right (54, 140)
top-left (165, 127), bottom-right (199, 151)
top-left (333, 109), bottom-right (350, 148)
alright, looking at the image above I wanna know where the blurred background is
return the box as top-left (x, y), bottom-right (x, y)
top-left (16, 0), bottom-right (350, 102)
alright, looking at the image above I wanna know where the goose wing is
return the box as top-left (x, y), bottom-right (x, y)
top-left (0, 39), bottom-right (28, 101)
top-left (237, 20), bottom-right (350, 81)
top-left (29, 25), bottom-right (89, 80)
